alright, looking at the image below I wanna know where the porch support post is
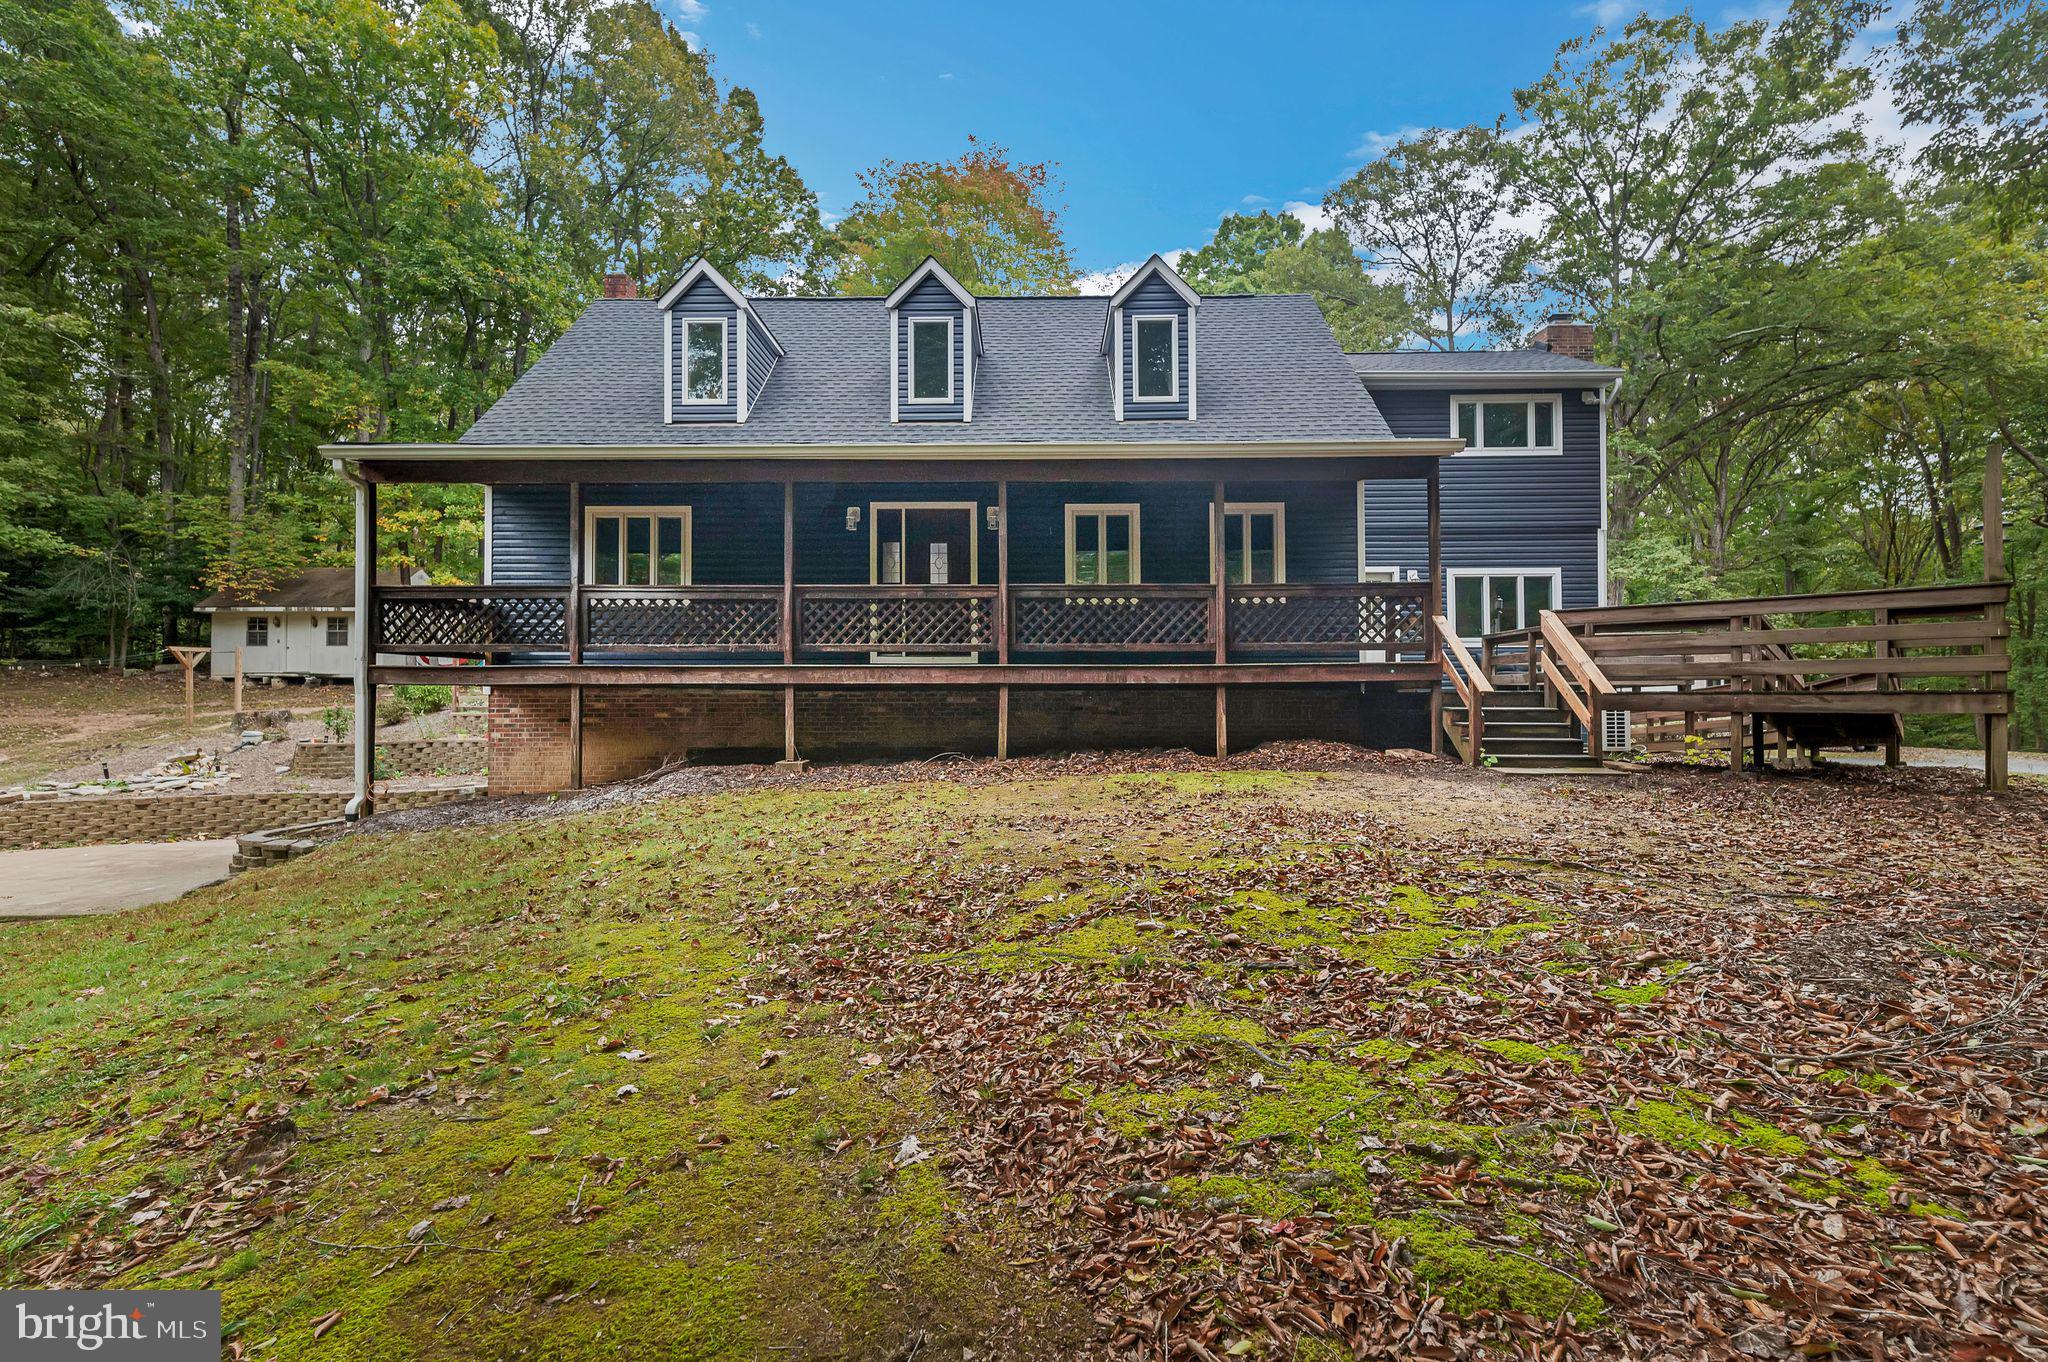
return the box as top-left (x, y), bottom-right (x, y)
top-left (997, 684), bottom-right (1010, 760)
top-left (782, 480), bottom-right (796, 664)
top-left (1215, 685), bottom-right (1228, 760)
top-left (568, 685), bottom-right (583, 790)
top-left (566, 482), bottom-right (583, 665)
top-left (1426, 465), bottom-right (1443, 758)
top-left (783, 685), bottom-right (798, 764)
top-left (1210, 479), bottom-right (1227, 662)
top-left (348, 477), bottom-right (376, 819)
top-left (996, 480), bottom-right (1010, 665)
top-left (1984, 445), bottom-right (2008, 792)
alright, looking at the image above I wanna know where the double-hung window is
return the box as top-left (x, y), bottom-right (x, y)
top-left (1132, 316), bottom-right (1178, 401)
top-left (908, 317), bottom-right (953, 402)
top-left (326, 616), bottom-right (350, 647)
top-left (681, 319), bottom-right (726, 404)
top-left (1065, 505), bottom-right (1140, 585)
top-left (1448, 569), bottom-right (1559, 640)
top-left (1452, 395), bottom-right (1560, 453)
top-left (1212, 504), bottom-right (1285, 585)
top-left (586, 507), bottom-right (692, 586)
top-left (245, 618), bottom-right (269, 647)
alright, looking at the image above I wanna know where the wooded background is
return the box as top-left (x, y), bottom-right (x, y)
top-left (1, 0), bottom-right (2040, 747)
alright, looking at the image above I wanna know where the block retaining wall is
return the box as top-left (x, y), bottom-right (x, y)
top-left (291, 737), bottom-right (488, 778)
top-left (0, 787), bottom-right (478, 850)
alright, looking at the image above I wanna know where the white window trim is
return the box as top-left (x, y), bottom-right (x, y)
top-left (1449, 393), bottom-right (1563, 455)
top-left (1063, 503), bottom-right (1143, 585)
top-left (1206, 502), bottom-right (1287, 585)
top-left (583, 505), bottom-right (694, 586)
top-left (905, 316), bottom-right (955, 405)
top-left (679, 317), bottom-right (728, 406)
top-left (1131, 314), bottom-right (1180, 402)
top-left (1445, 567), bottom-right (1563, 641)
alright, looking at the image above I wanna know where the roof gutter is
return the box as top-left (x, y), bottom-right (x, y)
top-left (324, 438), bottom-right (1464, 465)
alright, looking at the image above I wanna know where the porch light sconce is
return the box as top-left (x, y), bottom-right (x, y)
top-left (985, 506), bottom-right (999, 532)
top-left (845, 506), bottom-right (861, 532)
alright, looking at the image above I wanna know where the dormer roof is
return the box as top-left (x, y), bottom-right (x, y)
top-left (656, 257), bottom-right (785, 357)
top-left (884, 256), bottom-right (975, 313)
top-left (1101, 254), bottom-right (1200, 352)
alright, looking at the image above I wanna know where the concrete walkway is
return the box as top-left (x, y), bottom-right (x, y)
top-left (1827, 745), bottom-right (2048, 778)
top-left (0, 839), bottom-right (236, 919)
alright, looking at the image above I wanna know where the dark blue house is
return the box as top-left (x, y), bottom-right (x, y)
top-left (330, 258), bottom-right (1618, 800)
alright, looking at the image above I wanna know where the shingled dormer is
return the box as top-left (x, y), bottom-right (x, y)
top-left (1104, 254), bottom-right (1199, 422)
top-left (886, 257), bottom-right (980, 423)
top-left (658, 258), bottom-right (783, 424)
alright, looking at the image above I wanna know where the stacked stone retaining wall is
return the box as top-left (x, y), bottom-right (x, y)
top-left (0, 787), bottom-right (478, 849)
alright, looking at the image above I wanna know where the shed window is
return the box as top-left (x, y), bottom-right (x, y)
top-left (909, 318), bottom-right (953, 402)
top-left (1133, 316), bottom-right (1177, 400)
top-left (1452, 396), bottom-right (1560, 453)
top-left (682, 319), bottom-right (726, 403)
top-left (1449, 569), bottom-right (1559, 639)
top-left (245, 618), bottom-right (269, 647)
top-left (1065, 505), bottom-right (1140, 585)
top-left (326, 616), bottom-right (350, 647)
top-left (587, 507), bottom-right (691, 586)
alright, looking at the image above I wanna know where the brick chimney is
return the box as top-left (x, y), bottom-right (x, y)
top-left (1529, 313), bottom-right (1594, 360)
top-left (600, 272), bottom-right (639, 300)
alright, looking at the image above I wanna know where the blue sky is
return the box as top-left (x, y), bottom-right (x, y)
top-left (691, 1), bottom-right (1632, 286)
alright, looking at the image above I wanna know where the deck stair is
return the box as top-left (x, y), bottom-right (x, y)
top-left (1441, 687), bottom-right (1609, 773)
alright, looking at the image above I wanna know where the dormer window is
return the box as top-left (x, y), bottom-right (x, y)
top-left (682, 319), bottom-right (727, 404)
top-left (909, 317), bottom-right (953, 403)
top-left (1133, 316), bottom-right (1178, 401)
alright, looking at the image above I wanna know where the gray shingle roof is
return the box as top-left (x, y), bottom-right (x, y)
top-left (460, 294), bottom-right (1399, 446)
top-left (1347, 349), bottom-right (1622, 377)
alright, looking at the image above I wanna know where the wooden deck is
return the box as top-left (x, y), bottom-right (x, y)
top-left (1466, 582), bottom-right (2012, 789)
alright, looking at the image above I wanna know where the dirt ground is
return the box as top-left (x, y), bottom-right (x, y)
top-left (0, 668), bottom-right (481, 792)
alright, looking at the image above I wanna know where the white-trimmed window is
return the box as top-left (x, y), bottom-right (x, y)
top-left (1065, 504), bottom-right (1140, 585)
top-left (1132, 315), bottom-right (1178, 400)
top-left (1209, 503), bottom-right (1286, 585)
top-left (586, 506), bottom-right (692, 586)
top-left (681, 319), bottom-right (727, 404)
top-left (1452, 395), bottom-right (1560, 453)
top-left (1448, 568), bottom-right (1560, 639)
top-left (908, 317), bottom-right (953, 402)
top-left (245, 617), bottom-right (269, 647)
top-left (326, 616), bottom-right (350, 647)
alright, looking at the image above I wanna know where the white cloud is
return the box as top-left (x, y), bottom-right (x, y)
top-left (1575, 0), bottom-right (1631, 24)
top-left (1349, 125), bottom-right (1427, 161)
top-left (678, 29), bottom-right (702, 51)
top-left (938, 72), bottom-right (955, 80)
top-left (674, 0), bottom-right (708, 18)
top-left (1282, 200), bottom-right (1332, 234)
top-left (1073, 249), bottom-right (1189, 296)
top-left (745, 20), bottom-right (761, 38)
top-left (1241, 193), bottom-right (1270, 206)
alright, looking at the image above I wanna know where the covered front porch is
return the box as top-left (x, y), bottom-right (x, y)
top-left (345, 450), bottom-right (1448, 799)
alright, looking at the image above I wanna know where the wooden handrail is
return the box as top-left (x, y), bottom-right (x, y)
top-left (1550, 581), bottom-right (2008, 628)
top-left (1432, 615), bottom-right (1491, 765)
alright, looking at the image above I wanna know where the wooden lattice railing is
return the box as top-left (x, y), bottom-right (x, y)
top-left (1010, 585), bottom-right (1213, 652)
top-left (796, 585), bottom-right (998, 654)
top-left (371, 580), bottom-right (1434, 661)
top-left (374, 587), bottom-right (568, 655)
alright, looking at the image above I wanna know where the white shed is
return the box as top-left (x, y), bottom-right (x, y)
top-left (195, 567), bottom-right (426, 681)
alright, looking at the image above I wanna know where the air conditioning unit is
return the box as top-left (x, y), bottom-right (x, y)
top-left (1600, 709), bottom-right (1632, 753)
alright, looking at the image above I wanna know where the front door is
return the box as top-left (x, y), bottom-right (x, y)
top-left (871, 502), bottom-right (978, 661)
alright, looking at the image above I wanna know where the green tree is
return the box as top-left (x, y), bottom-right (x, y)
top-left (1178, 211), bottom-right (1416, 349)
top-left (819, 138), bottom-right (1076, 295)
top-left (1896, 0), bottom-right (2048, 230)
top-left (1324, 125), bottom-right (1533, 350)
top-left (1177, 211), bottom-right (1307, 293)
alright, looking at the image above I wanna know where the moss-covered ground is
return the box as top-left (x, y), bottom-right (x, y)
top-left (1, 760), bottom-right (2040, 1358)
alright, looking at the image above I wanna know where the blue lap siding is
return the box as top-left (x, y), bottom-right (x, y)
top-left (1117, 275), bottom-right (1191, 420)
top-left (1360, 385), bottom-right (1604, 624)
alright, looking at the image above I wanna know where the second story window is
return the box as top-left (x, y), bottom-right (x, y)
top-left (909, 318), bottom-right (953, 402)
top-left (683, 319), bottom-right (726, 403)
top-left (1453, 396), bottom-right (1560, 453)
top-left (1133, 316), bottom-right (1178, 400)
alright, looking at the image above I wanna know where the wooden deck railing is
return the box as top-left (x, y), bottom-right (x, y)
top-left (372, 580), bottom-right (1430, 662)
top-left (1472, 581), bottom-right (2011, 781)
top-left (1432, 614), bottom-right (1494, 764)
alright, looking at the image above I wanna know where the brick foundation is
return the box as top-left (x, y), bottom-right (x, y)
top-left (487, 684), bottom-right (1432, 794)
